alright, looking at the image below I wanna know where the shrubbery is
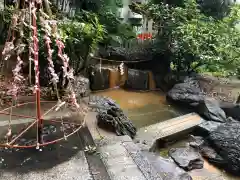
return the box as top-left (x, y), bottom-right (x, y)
top-left (131, 0), bottom-right (240, 77)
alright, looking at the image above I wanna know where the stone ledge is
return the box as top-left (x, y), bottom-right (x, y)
top-left (122, 141), bottom-right (163, 180)
top-left (85, 111), bottom-right (163, 180)
top-left (135, 113), bottom-right (203, 151)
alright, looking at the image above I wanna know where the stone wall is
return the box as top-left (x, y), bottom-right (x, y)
top-left (89, 64), bottom-right (156, 91)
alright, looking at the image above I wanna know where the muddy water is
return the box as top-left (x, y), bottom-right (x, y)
top-left (158, 137), bottom-right (240, 180)
top-left (94, 89), bottom-right (181, 128)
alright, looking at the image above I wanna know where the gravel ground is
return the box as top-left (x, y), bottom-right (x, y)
top-left (197, 75), bottom-right (240, 103)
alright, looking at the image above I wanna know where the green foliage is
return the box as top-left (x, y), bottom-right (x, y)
top-left (0, 0), bottom-right (135, 75)
top-left (0, 4), bottom-right (106, 75)
top-left (58, 12), bottom-right (106, 72)
top-left (0, 6), bottom-right (15, 44)
top-left (134, 0), bottom-right (240, 77)
top-left (97, 9), bottom-right (136, 46)
top-left (150, 0), bottom-right (233, 19)
top-left (37, 10), bottom-right (106, 74)
top-left (99, 10), bottom-right (120, 35)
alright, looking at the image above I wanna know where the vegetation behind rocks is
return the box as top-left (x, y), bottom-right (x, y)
top-left (131, 0), bottom-right (240, 78)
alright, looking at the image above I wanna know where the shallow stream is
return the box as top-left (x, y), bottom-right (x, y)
top-left (95, 88), bottom-right (240, 180)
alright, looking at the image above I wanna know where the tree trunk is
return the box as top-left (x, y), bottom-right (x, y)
top-left (43, 0), bottom-right (52, 16)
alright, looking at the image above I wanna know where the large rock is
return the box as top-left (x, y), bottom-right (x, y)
top-left (189, 136), bottom-right (224, 165)
top-left (167, 79), bottom-right (228, 123)
top-left (88, 65), bottom-right (110, 91)
top-left (142, 152), bottom-right (192, 180)
top-left (166, 78), bottom-right (206, 107)
top-left (197, 98), bottom-right (227, 123)
top-left (206, 120), bottom-right (240, 174)
top-left (220, 102), bottom-right (240, 121)
top-left (89, 96), bottom-right (137, 138)
top-left (88, 95), bottom-right (120, 111)
top-left (124, 69), bottom-right (149, 90)
top-left (98, 46), bottom-right (153, 62)
top-left (197, 120), bottom-right (222, 135)
top-left (168, 147), bottom-right (204, 171)
top-left (97, 107), bottom-right (137, 139)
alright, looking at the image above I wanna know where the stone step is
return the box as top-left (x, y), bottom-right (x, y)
top-left (98, 141), bottom-right (163, 180)
top-left (135, 113), bottom-right (203, 150)
top-left (99, 142), bottom-right (146, 180)
top-left (85, 112), bottom-right (163, 180)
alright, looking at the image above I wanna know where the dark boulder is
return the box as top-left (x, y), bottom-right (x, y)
top-left (98, 46), bottom-right (153, 62)
top-left (97, 107), bottom-right (137, 139)
top-left (206, 120), bottom-right (240, 174)
top-left (220, 102), bottom-right (240, 121)
top-left (99, 46), bottom-right (128, 61)
top-left (124, 69), bottom-right (149, 90)
top-left (168, 147), bottom-right (204, 171)
top-left (189, 135), bottom-right (205, 148)
top-left (88, 95), bottom-right (119, 110)
top-left (142, 151), bottom-right (192, 180)
top-left (200, 142), bottom-right (225, 166)
top-left (197, 120), bottom-right (222, 135)
top-left (89, 96), bottom-right (137, 138)
top-left (189, 136), bottom-right (225, 165)
top-left (88, 65), bottom-right (110, 91)
top-left (166, 79), bottom-right (206, 107)
top-left (167, 79), bottom-right (228, 123)
top-left (197, 98), bottom-right (226, 123)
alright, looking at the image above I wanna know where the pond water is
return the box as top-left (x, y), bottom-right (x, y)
top-left (93, 88), bottom-right (181, 128)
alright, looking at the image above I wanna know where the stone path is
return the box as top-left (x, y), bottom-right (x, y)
top-left (99, 142), bottom-right (146, 180)
top-left (85, 112), bottom-right (163, 180)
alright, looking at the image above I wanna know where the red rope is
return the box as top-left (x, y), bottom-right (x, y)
top-left (31, 0), bottom-right (42, 145)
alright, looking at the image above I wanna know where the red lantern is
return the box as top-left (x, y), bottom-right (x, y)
top-left (144, 33), bottom-right (147, 40)
top-left (137, 33), bottom-right (142, 39)
top-left (148, 33), bottom-right (152, 39)
top-left (137, 33), bottom-right (153, 40)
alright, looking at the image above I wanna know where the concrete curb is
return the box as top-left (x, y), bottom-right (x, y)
top-left (85, 112), bottom-right (163, 180)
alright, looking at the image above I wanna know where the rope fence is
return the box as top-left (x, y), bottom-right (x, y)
top-left (90, 86), bottom-right (163, 93)
top-left (91, 56), bottom-right (152, 63)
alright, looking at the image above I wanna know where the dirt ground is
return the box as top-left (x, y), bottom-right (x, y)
top-left (196, 74), bottom-right (240, 103)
